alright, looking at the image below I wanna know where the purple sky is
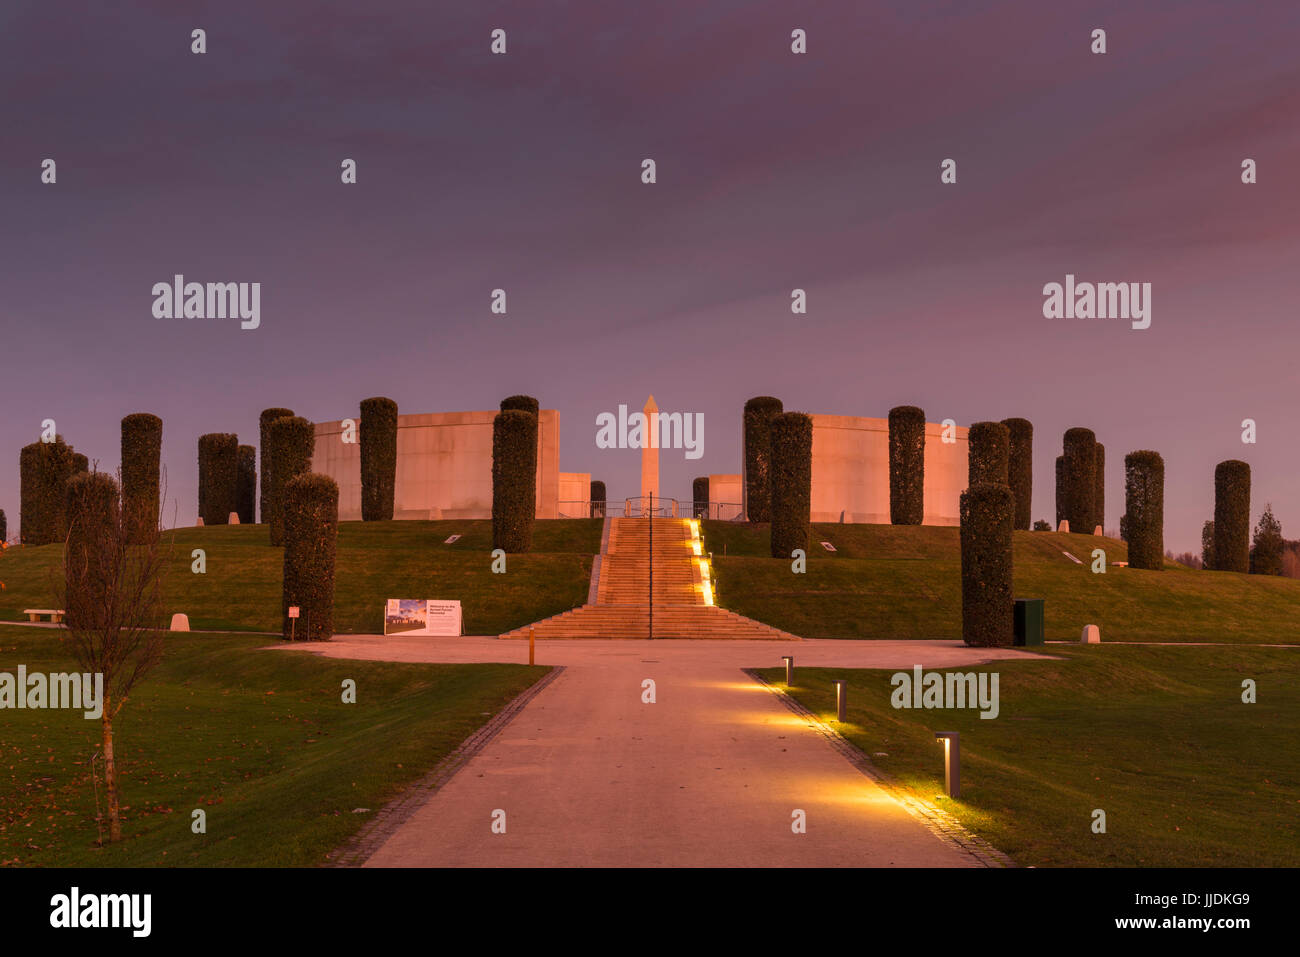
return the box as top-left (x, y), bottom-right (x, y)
top-left (4, 0), bottom-right (1299, 552)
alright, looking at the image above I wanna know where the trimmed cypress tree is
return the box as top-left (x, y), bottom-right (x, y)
top-left (1094, 443), bottom-right (1105, 533)
top-left (1062, 428), bottom-right (1096, 534)
top-left (258, 407), bottom-right (294, 524)
top-left (236, 445), bottom-right (256, 524)
top-left (281, 473), bottom-right (338, 641)
top-left (692, 476), bottom-right (709, 519)
top-left (197, 433), bottom-right (239, 526)
top-left (19, 437), bottom-right (79, 544)
top-left (1054, 455), bottom-right (1065, 528)
top-left (1001, 418), bottom-right (1033, 531)
top-left (590, 480), bottom-right (606, 519)
top-left (64, 472), bottom-right (120, 632)
top-left (1201, 521), bottom-right (1215, 571)
top-left (500, 395), bottom-right (540, 417)
top-left (121, 413), bottom-right (162, 543)
top-left (769, 413), bottom-right (813, 559)
top-left (1213, 460), bottom-right (1250, 572)
top-left (1123, 451), bottom-right (1164, 570)
top-left (968, 421), bottom-right (1010, 488)
top-left (498, 396), bottom-right (538, 527)
top-left (960, 483), bottom-right (1015, 647)
top-left (888, 405), bottom-right (925, 525)
top-left (0, 509), bottom-right (6, 543)
top-left (359, 396), bottom-right (398, 521)
top-left (743, 397), bottom-right (783, 523)
top-left (266, 417), bottom-right (315, 546)
top-left (19, 444), bottom-right (43, 544)
top-left (492, 410), bottom-right (537, 552)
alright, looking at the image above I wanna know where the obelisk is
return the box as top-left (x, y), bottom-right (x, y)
top-left (640, 394), bottom-right (659, 505)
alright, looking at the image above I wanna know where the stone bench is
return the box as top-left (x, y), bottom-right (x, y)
top-left (24, 608), bottom-right (64, 623)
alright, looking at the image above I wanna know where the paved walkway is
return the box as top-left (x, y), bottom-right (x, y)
top-left (275, 637), bottom-right (1046, 867)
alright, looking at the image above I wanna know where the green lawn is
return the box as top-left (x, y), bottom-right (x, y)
top-left (0, 628), bottom-right (546, 866)
top-left (760, 643), bottom-right (1300, 867)
top-left (0, 519), bottom-right (602, 636)
top-left (706, 522), bottom-right (1300, 642)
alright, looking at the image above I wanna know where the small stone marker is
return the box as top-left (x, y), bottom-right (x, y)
top-left (444, 534), bottom-right (461, 544)
top-left (1057, 520), bottom-right (1070, 533)
top-left (170, 613), bottom-right (190, 632)
top-left (820, 541), bottom-right (835, 552)
top-left (229, 512), bottom-right (240, 525)
top-left (1093, 525), bottom-right (1103, 536)
top-left (1080, 624), bottom-right (1100, 644)
top-left (196, 517), bottom-right (204, 526)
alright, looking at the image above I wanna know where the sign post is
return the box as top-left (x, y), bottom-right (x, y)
top-left (288, 605), bottom-right (299, 641)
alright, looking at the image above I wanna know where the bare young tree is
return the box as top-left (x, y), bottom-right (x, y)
top-left (58, 468), bottom-right (172, 844)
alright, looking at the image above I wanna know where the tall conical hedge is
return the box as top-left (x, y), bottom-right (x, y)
top-left (258, 407), bottom-right (294, 524)
top-left (769, 412), bottom-right (813, 559)
top-left (968, 421), bottom-right (1010, 488)
top-left (1062, 428), bottom-right (1096, 533)
top-left (236, 445), bottom-right (256, 524)
top-left (121, 413), bottom-right (162, 543)
top-left (692, 476), bottom-right (709, 519)
top-left (1094, 443), bottom-right (1105, 533)
top-left (1001, 418), bottom-right (1033, 531)
top-left (492, 409), bottom-right (537, 552)
top-left (743, 397), bottom-right (783, 523)
top-left (1213, 460), bottom-right (1250, 573)
top-left (281, 473), bottom-right (338, 641)
top-left (1124, 451), bottom-right (1164, 570)
top-left (19, 436), bottom-right (79, 544)
top-left (960, 483), bottom-right (1014, 647)
top-left (266, 417), bottom-right (315, 546)
top-left (64, 471), bottom-right (120, 632)
top-left (197, 433), bottom-right (239, 525)
top-left (888, 406), bottom-right (925, 525)
top-left (360, 397), bottom-right (398, 521)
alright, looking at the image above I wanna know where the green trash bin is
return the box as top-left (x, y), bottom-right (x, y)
top-left (1014, 598), bottom-right (1045, 646)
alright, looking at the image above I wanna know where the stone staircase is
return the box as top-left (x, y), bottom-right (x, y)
top-left (499, 518), bottom-right (799, 640)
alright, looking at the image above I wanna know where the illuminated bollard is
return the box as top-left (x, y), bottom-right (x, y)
top-left (834, 680), bottom-right (847, 721)
top-left (529, 627), bottom-right (535, 666)
top-left (782, 656), bottom-right (794, 687)
top-left (935, 732), bottom-right (960, 798)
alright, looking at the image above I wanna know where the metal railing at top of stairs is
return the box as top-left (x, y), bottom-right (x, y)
top-left (620, 497), bottom-right (744, 520)
top-left (555, 499), bottom-right (744, 520)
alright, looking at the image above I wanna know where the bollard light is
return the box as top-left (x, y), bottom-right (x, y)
top-left (529, 627), bottom-right (535, 666)
top-left (934, 732), bottom-right (960, 798)
top-left (782, 655), bottom-right (794, 687)
top-left (834, 680), bottom-right (847, 721)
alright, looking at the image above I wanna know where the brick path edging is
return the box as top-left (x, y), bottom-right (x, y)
top-left (326, 666), bottom-right (567, 867)
top-left (743, 668), bottom-right (1015, 869)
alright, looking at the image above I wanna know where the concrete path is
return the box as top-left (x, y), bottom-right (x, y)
top-left (276, 637), bottom-right (1045, 867)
